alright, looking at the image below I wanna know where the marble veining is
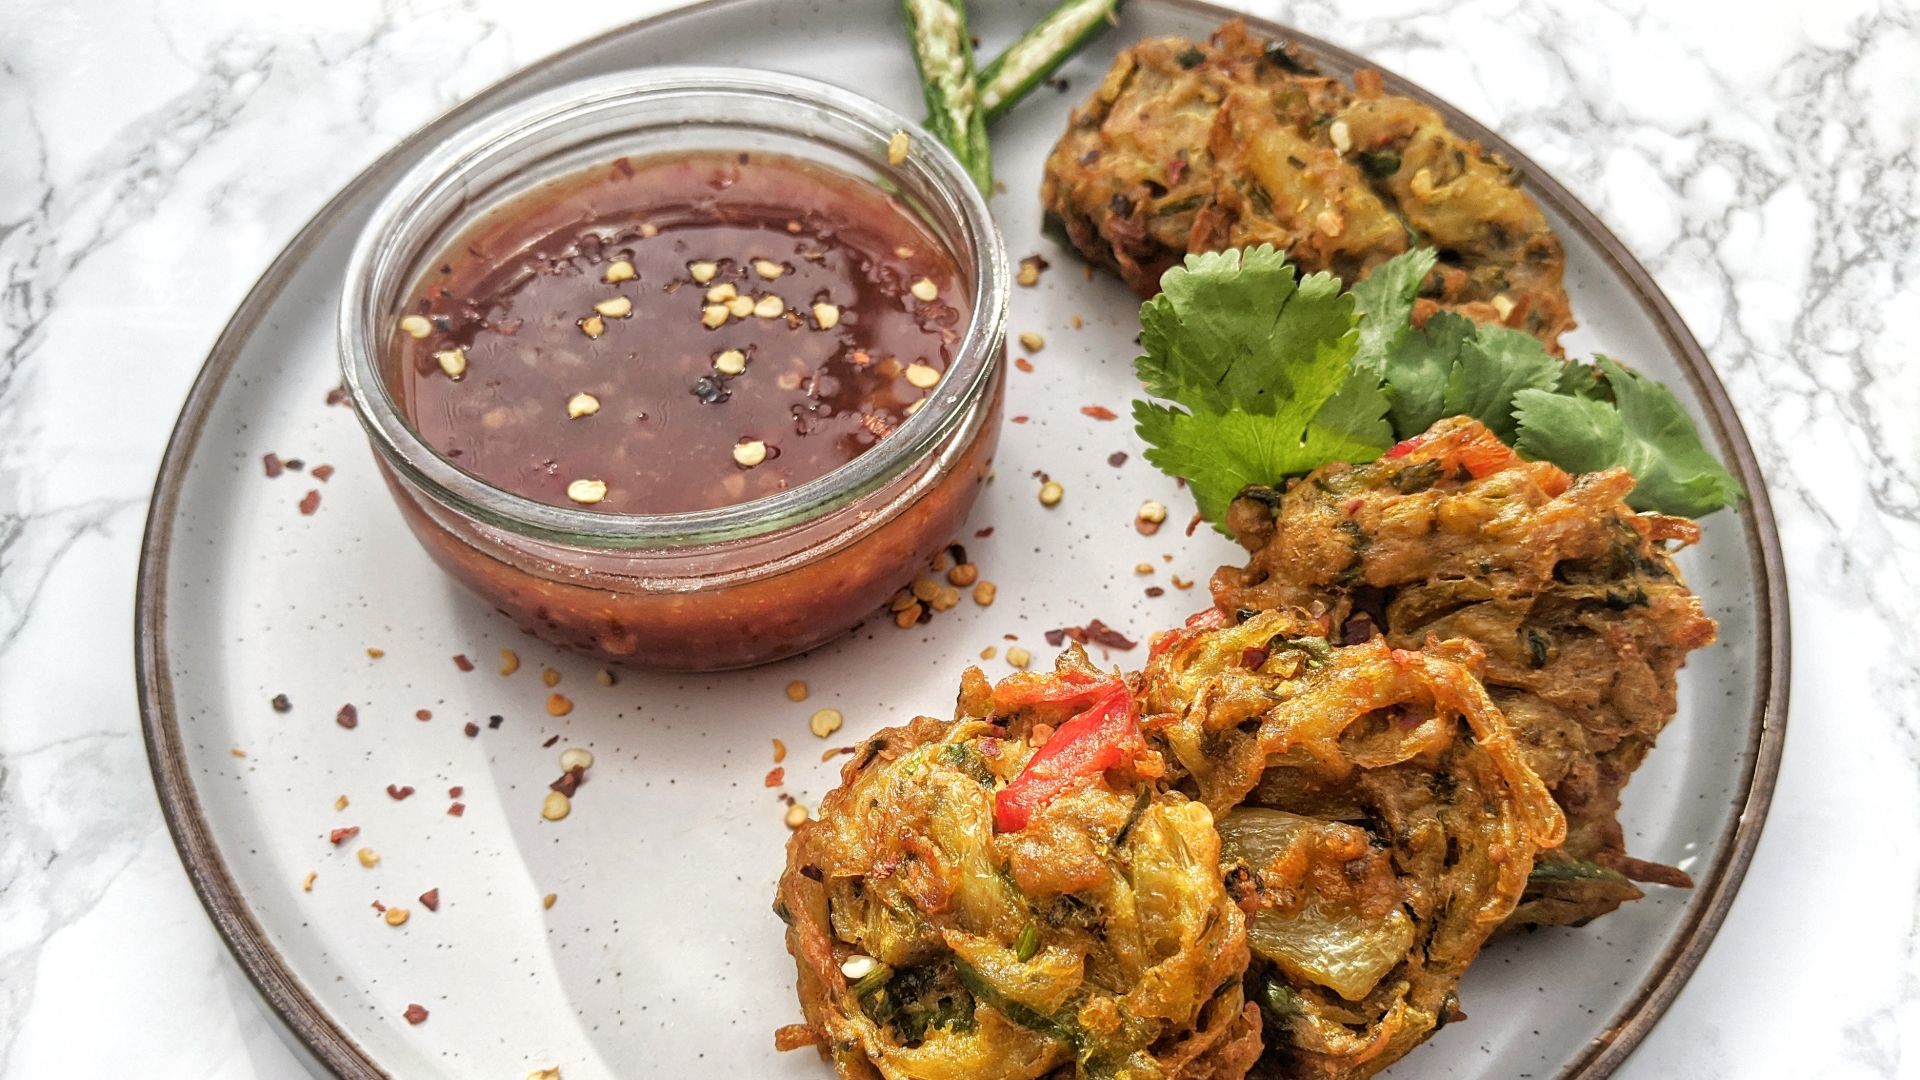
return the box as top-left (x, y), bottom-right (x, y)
top-left (1, 0), bottom-right (1916, 1076)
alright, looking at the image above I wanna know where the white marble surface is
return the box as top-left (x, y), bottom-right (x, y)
top-left (1, 0), bottom-right (1915, 1076)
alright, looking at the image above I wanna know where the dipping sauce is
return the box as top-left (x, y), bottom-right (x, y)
top-left (391, 151), bottom-right (970, 515)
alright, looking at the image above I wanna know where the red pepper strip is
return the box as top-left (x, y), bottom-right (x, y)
top-left (994, 684), bottom-right (1140, 833)
top-left (990, 668), bottom-right (1117, 714)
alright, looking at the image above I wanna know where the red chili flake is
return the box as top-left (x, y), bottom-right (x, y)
top-left (328, 826), bottom-right (359, 846)
top-left (298, 490), bottom-right (321, 515)
top-left (371, 900), bottom-right (386, 913)
top-left (283, 459), bottom-right (304, 471)
top-left (462, 721), bottom-right (479, 737)
top-left (1080, 405), bottom-right (1118, 421)
top-left (1107, 451), bottom-right (1129, 467)
top-left (449, 786), bottom-right (463, 798)
top-left (550, 767), bottom-right (584, 798)
top-left (452, 654), bottom-right (475, 672)
top-left (1044, 620), bottom-right (1137, 651)
top-left (541, 734), bottom-right (560, 749)
top-left (270, 693), bottom-right (292, 713)
top-left (611, 155), bottom-right (635, 178)
top-left (487, 715), bottom-right (504, 729)
top-left (415, 709), bottom-right (432, 721)
top-left (1014, 357), bottom-right (1034, 373)
top-left (1185, 513), bottom-right (1203, 537)
top-left (262, 452), bottom-right (284, 478)
top-left (325, 385), bottom-right (350, 407)
top-left (1344, 498), bottom-right (1365, 517)
top-left (335, 704), bottom-right (358, 730)
top-left (418, 888), bottom-right (440, 912)
top-left (1011, 415), bottom-right (1029, 424)
top-left (311, 464), bottom-right (336, 482)
top-left (1167, 150), bottom-right (1190, 185)
top-left (386, 784), bottom-right (415, 801)
top-left (1241, 647), bottom-right (1270, 669)
top-left (447, 802), bottom-right (466, 817)
top-left (404, 1003), bottom-right (429, 1025)
top-left (764, 767), bottom-right (785, 788)
top-left (974, 526), bottom-right (994, 538)
top-left (1145, 586), bottom-right (1165, 597)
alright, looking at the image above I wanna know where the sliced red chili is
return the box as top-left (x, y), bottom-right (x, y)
top-left (993, 683), bottom-right (1140, 833)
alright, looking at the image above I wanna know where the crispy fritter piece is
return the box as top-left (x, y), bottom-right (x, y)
top-left (775, 652), bottom-right (1261, 1080)
top-left (1140, 609), bottom-right (1564, 1079)
top-left (1211, 417), bottom-right (1717, 928)
top-left (1041, 20), bottom-right (1573, 350)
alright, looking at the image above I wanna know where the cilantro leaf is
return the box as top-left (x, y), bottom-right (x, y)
top-left (1515, 358), bottom-right (1744, 516)
top-left (1138, 247), bottom-right (1356, 415)
top-left (1441, 325), bottom-right (1562, 442)
top-left (1130, 244), bottom-right (1742, 524)
top-left (1133, 246), bottom-right (1391, 526)
top-left (1351, 248), bottom-right (1437, 370)
top-left (1379, 311), bottom-right (1474, 434)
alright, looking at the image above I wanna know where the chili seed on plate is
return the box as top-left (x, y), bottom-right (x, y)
top-left (887, 130), bottom-right (911, 165)
top-left (567, 392), bottom-right (600, 419)
top-left (909, 278), bottom-right (938, 302)
top-left (707, 281), bottom-right (738, 303)
top-left (384, 907), bottom-right (410, 927)
top-left (726, 295), bottom-right (755, 318)
top-left (1007, 647), bottom-right (1032, 669)
top-left (558, 747), bottom-right (594, 772)
top-left (714, 349), bottom-right (747, 375)
top-left (566, 479), bottom-right (607, 505)
top-left (785, 803), bottom-right (810, 829)
top-left (542, 790), bottom-right (571, 821)
top-left (593, 296), bottom-right (633, 319)
top-left (1018, 331), bottom-right (1045, 352)
top-left (357, 848), bottom-right (380, 868)
top-left (753, 258), bottom-right (786, 279)
top-left (1039, 480), bottom-right (1064, 507)
top-left (579, 314), bottom-right (606, 339)
top-left (399, 314), bottom-right (433, 339)
top-left (904, 363), bottom-right (941, 390)
top-left (786, 680), bottom-right (809, 702)
top-left (753, 294), bottom-right (786, 319)
top-left (603, 258), bottom-right (637, 283)
top-left (809, 708), bottom-right (844, 739)
top-left (689, 260), bottom-right (718, 283)
top-left (434, 348), bottom-right (467, 379)
top-left (812, 302), bottom-right (840, 330)
top-left (973, 581), bottom-right (997, 606)
top-left (701, 304), bottom-right (728, 328)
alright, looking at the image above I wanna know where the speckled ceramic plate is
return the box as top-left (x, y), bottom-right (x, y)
top-left (136, 1), bottom-right (1788, 1077)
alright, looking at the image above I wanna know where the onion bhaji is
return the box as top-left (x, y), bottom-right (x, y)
top-left (1141, 609), bottom-right (1564, 1078)
top-left (1041, 20), bottom-right (1574, 350)
top-left (776, 653), bottom-right (1262, 1080)
top-left (1211, 417), bottom-right (1718, 929)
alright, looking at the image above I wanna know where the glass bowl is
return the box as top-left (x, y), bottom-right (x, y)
top-left (339, 68), bottom-right (1009, 670)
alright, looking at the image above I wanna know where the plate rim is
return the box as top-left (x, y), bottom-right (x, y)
top-left (133, 2), bottom-right (1792, 1077)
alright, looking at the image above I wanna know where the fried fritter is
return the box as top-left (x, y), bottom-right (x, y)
top-left (1042, 20), bottom-right (1573, 350)
top-left (1211, 417), bottom-right (1717, 928)
top-left (775, 653), bottom-right (1261, 1080)
top-left (1140, 609), bottom-right (1564, 1078)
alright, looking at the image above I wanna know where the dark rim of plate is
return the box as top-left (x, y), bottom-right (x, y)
top-left (134, 1), bottom-right (1791, 1076)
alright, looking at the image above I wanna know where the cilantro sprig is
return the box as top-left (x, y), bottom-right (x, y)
top-left (1131, 245), bottom-right (1743, 525)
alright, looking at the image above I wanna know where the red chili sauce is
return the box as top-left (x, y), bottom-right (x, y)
top-left (391, 151), bottom-right (969, 514)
